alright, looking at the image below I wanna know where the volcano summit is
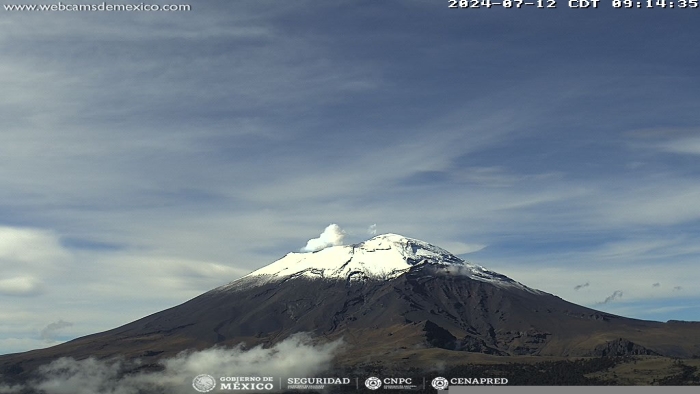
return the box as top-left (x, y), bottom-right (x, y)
top-left (2, 234), bottom-right (700, 384)
top-left (224, 233), bottom-right (536, 293)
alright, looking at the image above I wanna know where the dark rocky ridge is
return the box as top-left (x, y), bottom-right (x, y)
top-left (586, 338), bottom-right (661, 357)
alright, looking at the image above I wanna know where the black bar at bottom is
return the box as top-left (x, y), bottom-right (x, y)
top-left (447, 386), bottom-right (697, 394)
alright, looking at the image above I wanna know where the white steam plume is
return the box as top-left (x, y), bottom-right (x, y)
top-left (367, 224), bottom-right (377, 235)
top-left (300, 224), bottom-right (346, 252)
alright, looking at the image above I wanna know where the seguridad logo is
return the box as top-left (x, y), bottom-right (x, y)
top-left (286, 377), bottom-right (353, 390)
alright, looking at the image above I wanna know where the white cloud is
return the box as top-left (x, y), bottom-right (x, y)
top-left (18, 333), bottom-right (343, 394)
top-left (0, 380), bottom-right (23, 394)
top-left (40, 320), bottom-right (73, 342)
top-left (0, 276), bottom-right (44, 297)
top-left (437, 241), bottom-right (487, 255)
top-left (0, 226), bottom-right (68, 264)
top-left (0, 228), bottom-right (68, 351)
top-left (300, 224), bottom-right (346, 252)
top-left (660, 136), bottom-right (700, 155)
top-left (0, 226), bottom-right (69, 300)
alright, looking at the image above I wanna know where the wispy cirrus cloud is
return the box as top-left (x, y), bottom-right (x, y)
top-left (659, 136), bottom-right (700, 155)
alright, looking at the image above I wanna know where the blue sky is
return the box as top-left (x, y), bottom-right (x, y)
top-left (1, 0), bottom-right (700, 354)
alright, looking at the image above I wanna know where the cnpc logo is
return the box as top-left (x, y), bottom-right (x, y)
top-left (364, 377), bottom-right (382, 390)
top-left (365, 377), bottom-right (414, 390)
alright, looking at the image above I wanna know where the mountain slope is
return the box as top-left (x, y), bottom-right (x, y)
top-left (2, 234), bottom-right (700, 380)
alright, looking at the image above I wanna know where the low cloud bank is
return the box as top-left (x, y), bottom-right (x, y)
top-left (0, 378), bottom-right (23, 394)
top-left (300, 224), bottom-right (346, 252)
top-left (11, 333), bottom-right (343, 394)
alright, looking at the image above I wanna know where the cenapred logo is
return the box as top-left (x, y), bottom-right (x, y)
top-left (192, 374), bottom-right (217, 393)
top-left (431, 376), bottom-right (449, 390)
top-left (364, 376), bottom-right (382, 390)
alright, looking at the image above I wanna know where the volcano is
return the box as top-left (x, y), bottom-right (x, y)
top-left (2, 234), bottom-right (700, 382)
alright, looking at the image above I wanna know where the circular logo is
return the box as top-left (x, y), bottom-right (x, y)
top-left (192, 374), bottom-right (216, 393)
top-left (365, 376), bottom-right (382, 390)
top-left (431, 377), bottom-right (449, 390)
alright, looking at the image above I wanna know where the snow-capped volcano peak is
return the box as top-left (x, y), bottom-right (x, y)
top-left (220, 233), bottom-right (538, 293)
top-left (359, 233), bottom-right (461, 263)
